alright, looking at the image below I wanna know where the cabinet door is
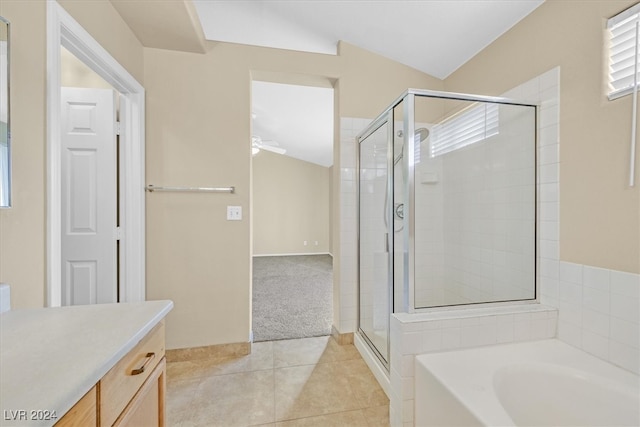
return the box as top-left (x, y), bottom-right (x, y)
top-left (114, 358), bottom-right (166, 427)
top-left (56, 386), bottom-right (97, 427)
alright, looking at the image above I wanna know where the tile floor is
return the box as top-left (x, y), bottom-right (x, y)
top-left (166, 336), bottom-right (390, 427)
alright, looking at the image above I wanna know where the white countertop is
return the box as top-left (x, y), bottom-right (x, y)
top-left (0, 300), bottom-right (173, 426)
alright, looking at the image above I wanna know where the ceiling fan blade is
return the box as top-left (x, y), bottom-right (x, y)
top-left (259, 144), bottom-right (286, 155)
top-left (261, 139), bottom-right (280, 146)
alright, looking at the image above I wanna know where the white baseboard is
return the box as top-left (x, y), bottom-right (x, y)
top-left (252, 252), bottom-right (331, 257)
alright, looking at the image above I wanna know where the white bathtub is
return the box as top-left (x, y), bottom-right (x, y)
top-left (415, 339), bottom-right (640, 427)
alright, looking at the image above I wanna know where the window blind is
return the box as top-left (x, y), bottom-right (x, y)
top-left (608, 3), bottom-right (640, 100)
top-left (430, 103), bottom-right (499, 157)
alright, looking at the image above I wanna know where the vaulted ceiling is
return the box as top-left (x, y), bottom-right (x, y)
top-left (192, 0), bottom-right (544, 80)
top-left (111, 0), bottom-right (545, 167)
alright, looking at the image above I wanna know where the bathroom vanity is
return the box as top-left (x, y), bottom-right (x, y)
top-left (0, 300), bottom-right (173, 426)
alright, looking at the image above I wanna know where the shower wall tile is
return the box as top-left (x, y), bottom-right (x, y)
top-left (554, 260), bottom-right (640, 374)
top-left (611, 270), bottom-right (640, 297)
top-left (539, 163), bottom-right (559, 184)
top-left (414, 95), bottom-right (538, 307)
top-left (539, 123), bottom-right (559, 146)
top-left (339, 117), bottom-right (374, 334)
top-left (539, 144), bottom-right (559, 165)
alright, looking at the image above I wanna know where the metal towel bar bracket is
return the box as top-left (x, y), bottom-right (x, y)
top-left (145, 185), bottom-right (235, 194)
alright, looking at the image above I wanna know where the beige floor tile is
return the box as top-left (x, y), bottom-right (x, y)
top-left (167, 358), bottom-right (221, 383)
top-left (275, 409), bottom-right (369, 427)
top-left (337, 359), bottom-right (389, 408)
top-left (273, 336), bottom-right (332, 368)
top-left (361, 405), bottom-right (390, 427)
top-left (165, 378), bottom-right (200, 427)
top-left (274, 362), bottom-right (362, 421)
top-left (272, 336), bottom-right (361, 368)
top-left (183, 370), bottom-right (275, 427)
top-left (167, 341), bottom-right (274, 382)
top-left (166, 336), bottom-right (390, 426)
top-left (316, 338), bottom-right (362, 364)
top-left (213, 341), bottom-right (274, 375)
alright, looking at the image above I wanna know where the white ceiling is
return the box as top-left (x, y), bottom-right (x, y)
top-left (193, 0), bottom-right (545, 167)
top-left (252, 81), bottom-right (334, 167)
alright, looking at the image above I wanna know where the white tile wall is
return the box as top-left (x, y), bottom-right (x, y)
top-left (0, 284), bottom-right (10, 314)
top-left (339, 117), bottom-right (374, 333)
top-left (555, 261), bottom-right (640, 374)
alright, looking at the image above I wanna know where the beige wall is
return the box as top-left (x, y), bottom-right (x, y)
top-left (0, 1), bottom-right (47, 308)
top-left (144, 40), bottom-right (442, 349)
top-left (0, 0), bottom-right (143, 308)
top-left (253, 151), bottom-right (330, 255)
top-left (444, 0), bottom-right (639, 274)
top-left (0, 0), bottom-right (446, 350)
top-left (328, 165), bottom-right (334, 255)
top-left (61, 47), bottom-right (112, 89)
top-left (0, 0), bottom-right (442, 349)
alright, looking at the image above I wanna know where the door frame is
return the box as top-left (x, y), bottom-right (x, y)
top-left (46, 2), bottom-right (146, 306)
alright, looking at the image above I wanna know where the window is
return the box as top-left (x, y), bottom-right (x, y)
top-left (608, 2), bottom-right (640, 100)
top-left (430, 103), bottom-right (499, 157)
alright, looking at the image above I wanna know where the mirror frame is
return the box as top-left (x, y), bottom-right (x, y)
top-left (0, 16), bottom-right (10, 208)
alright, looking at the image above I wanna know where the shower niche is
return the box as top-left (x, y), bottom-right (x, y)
top-left (357, 90), bottom-right (537, 367)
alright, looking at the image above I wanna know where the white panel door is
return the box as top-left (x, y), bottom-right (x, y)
top-left (61, 87), bottom-right (117, 305)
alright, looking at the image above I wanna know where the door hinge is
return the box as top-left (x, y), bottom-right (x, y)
top-left (115, 226), bottom-right (123, 241)
top-left (115, 121), bottom-right (121, 136)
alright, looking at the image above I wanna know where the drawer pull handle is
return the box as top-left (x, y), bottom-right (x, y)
top-left (131, 352), bottom-right (155, 375)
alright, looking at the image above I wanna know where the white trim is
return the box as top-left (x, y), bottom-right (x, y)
top-left (252, 252), bottom-right (331, 257)
top-left (46, 1), bottom-right (145, 306)
top-left (608, 2), bottom-right (640, 29)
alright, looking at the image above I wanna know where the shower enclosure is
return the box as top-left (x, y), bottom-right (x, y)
top-left (357, 89), bottom-right (537, 367)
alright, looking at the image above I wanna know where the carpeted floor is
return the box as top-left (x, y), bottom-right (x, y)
top-left (252, 255), bottom-right (333, 342)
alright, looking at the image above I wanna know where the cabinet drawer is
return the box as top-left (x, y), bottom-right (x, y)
top-left (100, 322), bottom-right (165, 427)
top-left (114, 358), bottom-right (166, 427)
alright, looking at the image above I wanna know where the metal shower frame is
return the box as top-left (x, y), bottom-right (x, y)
top-left (355, 88), bottom-right (538, 369)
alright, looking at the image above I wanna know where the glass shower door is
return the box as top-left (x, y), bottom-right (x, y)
top-left (358, 116), bottom-right (392, 367)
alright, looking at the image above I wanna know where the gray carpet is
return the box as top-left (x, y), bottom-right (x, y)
top-left (252, 255), bottom-right (333, 342)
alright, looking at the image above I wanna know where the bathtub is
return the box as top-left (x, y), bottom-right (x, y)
top-left (415, 339), bottom-right (640, 427)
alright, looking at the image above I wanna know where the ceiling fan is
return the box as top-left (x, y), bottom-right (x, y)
top-left (252, 135), bottom-right (286, 155)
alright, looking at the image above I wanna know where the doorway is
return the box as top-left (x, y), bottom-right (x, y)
top-left (46, 2), bottom-right (145, 306)
top-left (60, 48), bottom-right (120, 305)
top-left (250, 79), bottom-right (334, 341)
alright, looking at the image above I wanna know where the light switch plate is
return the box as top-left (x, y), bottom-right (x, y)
top-left (227, 206), bottom-right (242, 221)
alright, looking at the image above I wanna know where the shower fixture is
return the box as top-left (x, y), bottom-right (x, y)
top-left (384, 127), bottom-right (430, 232)
top-left (394, 127), bottom-right (430, 165)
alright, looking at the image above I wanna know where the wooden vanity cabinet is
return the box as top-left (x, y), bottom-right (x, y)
top-left (55, 387), bottom-right (97, 427)
top-left (113, 359), bottom-right (166, 427)
top-left (55, 322), bottom-right (166, 427)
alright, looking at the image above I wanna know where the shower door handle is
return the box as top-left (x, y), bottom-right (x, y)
top-left (385, 233), bottom-right (389, 252)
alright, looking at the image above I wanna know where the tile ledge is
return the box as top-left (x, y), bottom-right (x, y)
top-left (394, 303), bottom-right (556, 323)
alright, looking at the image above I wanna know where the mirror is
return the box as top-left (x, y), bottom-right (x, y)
top-left (0, 17), bottom-right (9, 208)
